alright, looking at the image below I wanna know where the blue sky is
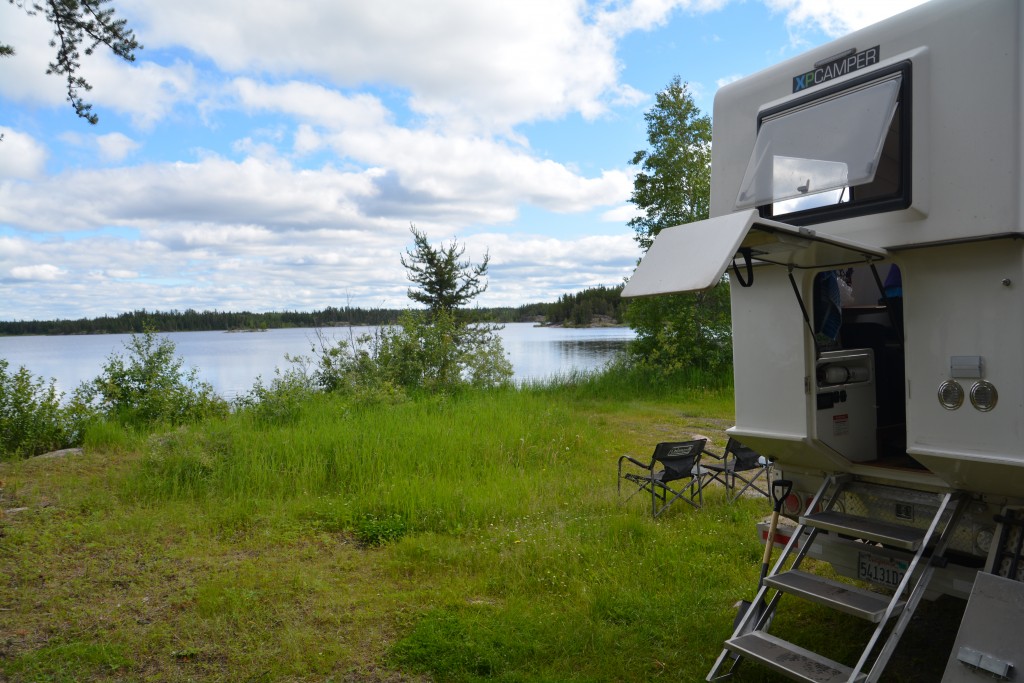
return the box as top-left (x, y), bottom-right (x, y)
top-left (0, 0), bottom-right (927, 321)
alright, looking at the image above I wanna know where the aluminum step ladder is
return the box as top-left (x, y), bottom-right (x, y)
top-left (708, 475), bottom-right (967, 683)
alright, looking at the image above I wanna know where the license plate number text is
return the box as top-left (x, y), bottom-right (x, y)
top-left (857, 551), bottom-right (908, 589)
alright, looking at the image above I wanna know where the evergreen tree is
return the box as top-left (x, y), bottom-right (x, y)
top-left (315, 226), bottom-right (511, 396)
top-left (400, 224), bottom-right (489, 314)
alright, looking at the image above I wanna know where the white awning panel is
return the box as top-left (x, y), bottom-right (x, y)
top-left (622, 209), bottom-right (888, 298)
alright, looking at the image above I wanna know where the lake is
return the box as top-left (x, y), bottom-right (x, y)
top-left (0, 323), bottom-right (635, 399)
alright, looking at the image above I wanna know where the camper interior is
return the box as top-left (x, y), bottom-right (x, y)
top-left (811, 263), bottom-right (910, 467)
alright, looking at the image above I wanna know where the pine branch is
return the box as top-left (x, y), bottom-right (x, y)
top-left (8, 0), bottom-right (141, 124)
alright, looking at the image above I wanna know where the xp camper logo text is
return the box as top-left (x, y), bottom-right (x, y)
top-left (793, 46), bottom-right (880, 93)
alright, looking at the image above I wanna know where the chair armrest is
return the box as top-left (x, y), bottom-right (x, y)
top-left (618, 454), bottom-right (651, 470)
top-left (618, 454), bottom-right (653, 482)
top-left (702, 446), bottom-right (724, 461)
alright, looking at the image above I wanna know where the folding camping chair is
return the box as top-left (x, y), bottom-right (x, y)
top-left (700, 437), bottom-right (771, 503)
top-left (617, 439), bottom-right (707, 517)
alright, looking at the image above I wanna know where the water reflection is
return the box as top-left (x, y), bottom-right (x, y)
top-left (553, 338), bottom-right (629, 355)
top-left (496, 324), bottom-right (633, 383)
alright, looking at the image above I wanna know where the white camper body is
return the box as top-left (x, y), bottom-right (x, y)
top-left (623, 1), bottom-right (1024, 680)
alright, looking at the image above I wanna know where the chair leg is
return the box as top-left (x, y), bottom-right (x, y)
top-left (728, 468), bottom-right (770, 503)
top-left (652, 480), bottom-right (669, 517)
top-left (653, 479), bottom-right (702, 517)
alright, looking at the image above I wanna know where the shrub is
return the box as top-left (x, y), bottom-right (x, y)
top-left (312, 328), bottom-right (407, 403)
top-left (315, 310), bottom-right (512, 397)
top-left (73, 328), bottom-right (228, 428)
top-left (624, 285), bottom-right (732, 375)
top-left (233, 366), bottom-right (318, 426)
top-left (314, 226), bottom-right (513, 399)
top-left (0, 359), bottom-right (88, 458)
top-left (354, 513), bottom-right (409, 546)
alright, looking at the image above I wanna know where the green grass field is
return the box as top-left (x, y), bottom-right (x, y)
top-left (0, 372), bottom-right (962, 682)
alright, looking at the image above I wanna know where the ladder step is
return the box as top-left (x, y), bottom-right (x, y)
top-left (800, 510), bottom-right (924, 550)
top-left (726, 631), bottom-right (866, 683)
top-left (764, 570), bottom-right (904, 622)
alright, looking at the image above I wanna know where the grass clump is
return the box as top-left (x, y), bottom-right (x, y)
top-left (3, 641), bottom-right (131, 682)
top-left (354, 513), bottom-right (409, 547)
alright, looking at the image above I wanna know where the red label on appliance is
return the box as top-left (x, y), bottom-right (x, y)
top-left (833, 414), bottom-right (849, 436)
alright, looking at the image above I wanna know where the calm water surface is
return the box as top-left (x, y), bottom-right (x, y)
top-left (0, 323), bottom-right (634, 399)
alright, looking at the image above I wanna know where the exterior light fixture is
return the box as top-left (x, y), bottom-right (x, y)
top-left (937, 380), bottom-right (964, 410)
top-left (970, 381), bottom-right (998, 412)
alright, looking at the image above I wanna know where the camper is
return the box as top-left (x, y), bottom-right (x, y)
top-left (622, 0), bottom-right (1024, 681)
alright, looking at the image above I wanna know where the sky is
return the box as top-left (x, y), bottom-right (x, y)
top-left (0, 0), bottom-right (930, 321)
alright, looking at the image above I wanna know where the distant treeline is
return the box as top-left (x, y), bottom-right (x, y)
top-left (0, 285), bottom-right (626, 336)
top-left (504, 284), bottom-right (626, 326)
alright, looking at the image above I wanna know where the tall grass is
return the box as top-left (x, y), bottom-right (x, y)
top-left (126, 387), bottom-right (609, 535)
top-left (529, 361), bottom-right (733, 404)
top-left (125, 363), bottom-right (737, 539)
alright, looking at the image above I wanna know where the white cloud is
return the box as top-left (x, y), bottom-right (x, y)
top-left (88, 58), bottom-right (196, 128)
top-left (0, 155), bottom-right (388, 233)
top-left (0, 128), bottom-right (48, 179)
top-left (0, 6), bottom-right (68, 107)
top-left (0, 236), bottom-right (30, 261)
top-left (105, 269), bottom-right (140, 279)
top-left (596, 0), bottom-right (730, 36)
top-left (764, 0), bottom-right (933, 38)
top-left (10, 263), bottom-right (65, 281)
top-left (716, 74), bottom-right (744, 89)
top-left (56, 131), bottom-right (140, 162)
top-left (0, 86), bottom-right (638, 239)
top-left (231, 137), bottom-right (282, 162)
top-left (321, 125), bottom-right (634, 219)
top-left (231, 79), bottom-right (390, 130)
top-left (478, 232), bottom-right (639, 304)
top-left (293, 125), bottom-right (323, 156)
top-left (120, 0), bottom-right (691, 130)
top-left (96, 133), bottom-right (141, 163)
top-left (601, 204), bottom-right (642, 223)
top-left (221, 79), bottom-right (634, 222)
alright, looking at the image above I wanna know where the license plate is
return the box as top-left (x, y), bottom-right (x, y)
top-left (857, 551), bottom-right (908, 589)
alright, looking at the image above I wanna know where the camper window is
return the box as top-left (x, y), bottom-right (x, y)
top-left (736, 63), bottom-right (911, 226)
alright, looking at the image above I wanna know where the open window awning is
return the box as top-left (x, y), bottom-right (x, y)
top-left (735, 74), bottom-right (902, 209)
top-left (621, 209), bottom-right (888, 298)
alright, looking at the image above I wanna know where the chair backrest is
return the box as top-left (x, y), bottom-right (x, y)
top-left (725, 438), bottom-right (764, 470)
top-left (652, 439), bottom-right (706, 482)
